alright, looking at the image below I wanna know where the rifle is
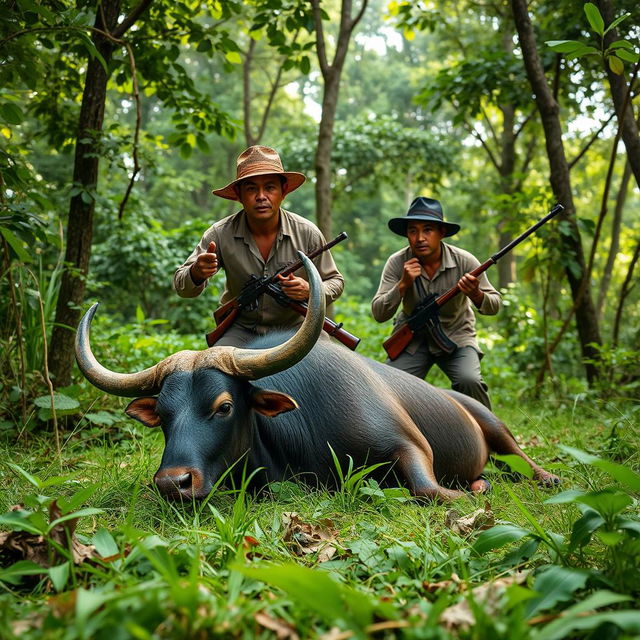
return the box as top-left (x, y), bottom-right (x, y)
top-left (205, 232), bottom-right (358, 348)
top-left (383, 203), bottom-right (565, 361)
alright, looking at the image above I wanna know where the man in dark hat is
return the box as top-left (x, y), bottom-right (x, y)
top-left (174, 145), bottom-right (344, 346)
top-left (371, 196), bottom-right (501, 409)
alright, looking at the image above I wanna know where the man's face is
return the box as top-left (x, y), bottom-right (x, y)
top-left (407, 221), bottom-right (445, 260)
top-left (237, 174), bottom-right (287, 223)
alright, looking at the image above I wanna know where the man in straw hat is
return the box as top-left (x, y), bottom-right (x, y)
top-left (174, 145), bottom-right (344, 346)
top-left (371, 196), bottom-right (501, 409)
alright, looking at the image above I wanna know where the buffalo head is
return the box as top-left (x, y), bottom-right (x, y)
top-left (75, 253), bottom-right (325, 499)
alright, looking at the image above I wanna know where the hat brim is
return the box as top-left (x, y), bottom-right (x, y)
top-left (212, 171), bottom-right (306, 201)
top-left (388, 214), bottom-right (460, 238)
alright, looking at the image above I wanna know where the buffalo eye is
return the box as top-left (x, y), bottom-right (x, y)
top-left (217, 401), bottom-right (233, 416)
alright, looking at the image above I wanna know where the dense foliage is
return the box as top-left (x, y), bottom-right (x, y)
top-left (1, 0), bottom-right (639, 636)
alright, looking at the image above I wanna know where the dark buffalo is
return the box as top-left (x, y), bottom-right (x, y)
top-left (76, 254), bottom-right (558, 500)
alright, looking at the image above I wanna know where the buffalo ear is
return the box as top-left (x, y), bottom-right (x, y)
top-left (125, 397), bottom-right (161, 428)
top-left (250, 387), bottom-right (298, 417)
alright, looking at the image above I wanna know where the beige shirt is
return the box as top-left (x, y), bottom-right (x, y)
top-left (174, 208), bottom-right (344, 332)
top-left (371, 243), bottom-right (501, 354)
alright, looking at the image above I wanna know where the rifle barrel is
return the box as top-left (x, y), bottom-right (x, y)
top-left (436, 203), bottom-right (563, 307)
top-left (280, 231), bottom-right (348, 278)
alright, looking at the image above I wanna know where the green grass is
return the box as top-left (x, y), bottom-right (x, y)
top-left (1, 389), bottom-right (639, 639)
top-left (1, 309), bottom-right (639, 638)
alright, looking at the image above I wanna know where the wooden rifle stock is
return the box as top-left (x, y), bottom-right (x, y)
top-left (382, 203), bottom-right (564, 360)
top-left (284, 298), bottom-right (360, 350)
top-left (206, 306), bottom-right (240, 348)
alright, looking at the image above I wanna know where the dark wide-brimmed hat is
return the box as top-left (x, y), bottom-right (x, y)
top-left (212, 145), bottom-right (306, 201)
top-left (388, 197), bottom-right (460, 238)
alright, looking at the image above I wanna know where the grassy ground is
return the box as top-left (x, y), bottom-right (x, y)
top-left (1, 386), bottom-right (639, 639)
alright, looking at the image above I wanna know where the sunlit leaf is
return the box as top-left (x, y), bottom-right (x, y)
top-left (526, 565), bottom-right (590, 618)
top-left (472, 524), bottom-right (531, 554)
top-left (608, 55), bottom-right (625, 74)
top-left (584, 3), bottom-right (604, 36)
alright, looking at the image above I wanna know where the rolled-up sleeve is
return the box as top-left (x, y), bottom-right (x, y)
top-left (314, 247), bottom-right (344, 307)
top-left (371, 253), bottom-right (405, 322)
top-left (173, 226), bottom-right (221, 298)
top-left (476, 271), bottom-right (501, 315)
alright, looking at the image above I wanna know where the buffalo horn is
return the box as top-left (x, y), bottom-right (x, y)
top-left (75, 252), bottom-right (326, 396)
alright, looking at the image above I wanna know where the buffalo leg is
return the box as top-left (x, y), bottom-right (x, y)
top-left (397, 442), bottom-right (466, 501)
top-left (451, 396), bottom-right (560, 486)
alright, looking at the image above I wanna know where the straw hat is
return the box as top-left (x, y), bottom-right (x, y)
top-left (212, 145), bottom-right (306, 201)
top-left (388, 197), bottom-right (460, 238)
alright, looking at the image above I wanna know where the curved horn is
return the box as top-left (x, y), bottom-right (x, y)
top-left (76, 252), bottom-right (326, 395)
top-left (76, 303), bottom-right (165, 396)
top-left (225, 251), bottom-right (326, 379)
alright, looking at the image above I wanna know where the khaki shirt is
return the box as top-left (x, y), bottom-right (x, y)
top-left (371, 243), bottom-right (501, 355)
top-left (174, 208), bottom-right (344, 332)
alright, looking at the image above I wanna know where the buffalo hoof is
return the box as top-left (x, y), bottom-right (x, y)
top-left (469, 476), bottom-right (492, 493)
top-left (535, 470), bottom-right (561, 488)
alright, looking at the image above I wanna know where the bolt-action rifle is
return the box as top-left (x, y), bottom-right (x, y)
top-left (382, 203), bottom-right (565, 361)
top-left (205, 232), bottom-right (360, 350)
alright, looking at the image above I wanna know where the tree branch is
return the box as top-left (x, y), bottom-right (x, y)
top-left (113, 0), bottom-right (154, 38)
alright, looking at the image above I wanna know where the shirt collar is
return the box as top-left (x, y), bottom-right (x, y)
top-left (233, 208), bottom-right (290, 240)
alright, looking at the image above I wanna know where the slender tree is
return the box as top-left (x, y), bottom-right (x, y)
top-left (49, 0), bottom-right (152, 387)
top-left (310, 0), bottom-right (369, 240)
top-left (511, 0), bottom-right (602, 383)
top-left (595, 0), bottom-right (640, 191)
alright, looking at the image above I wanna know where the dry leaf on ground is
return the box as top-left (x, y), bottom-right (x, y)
top-left (281, 512), bottom-right (339, 563)
top-left (440, 572), bottom-right (529, 631)
top-left (445, 503), bottom-right (495, 536)
top-left (255, 610), bottom-right (300, 640)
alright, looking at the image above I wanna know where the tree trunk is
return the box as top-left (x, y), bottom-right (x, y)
top-left (48, 0), bottom-right (152, 387)
top-left (315, 68), bottom-right (340, 239)
top-left (596, 0), bottom-right (640, 191)
top-left (597, 159), bottom-right (631, 320)
top-left (48, 0), bottom-right (121, 387)
top-left (511, 0), bottom-right (601, 383)
top-left (497, 101), bottom-right (517, 288)
top-left (311, 0), bottom-right (368, 240)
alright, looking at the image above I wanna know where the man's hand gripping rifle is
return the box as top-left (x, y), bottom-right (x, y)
top-left (205, 232), bottom-right (360, 350)
top-left (383, 204), bottom-right (565, 361)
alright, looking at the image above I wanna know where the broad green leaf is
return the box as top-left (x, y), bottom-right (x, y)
top-left (33, 393), bottom-right (80, 415)
top-left (225, 51), bottom-right (242, 64)
top-left (0, 560), bottom-right (45, 585)
top-left (494, 454), bottom-right (534, 479)
top-left (604, 12), bottom-right (631, 35)
top-left (0, 102), bottom-right (24, 125)
top-left (544, 489), bottom-right (586, 504)
top-left (49, 562), bottom-right (70, 592)
top-left (584, 3), bottom-right (605, 35)
top-left (93, 528), bottom-right (119, 558)
top-left (617, 49), bottom-right (640, 63)
top-left (232, 562), bottom-right (375, 632)
top-left (48, 507), bottom-right (104, 533)
top-left (546, 40), bottom-right (584, 53)
top-left (7, 463), bottom-right (41, 488)
top-left (0, 510), bottom-right (43, 535)
top-left (575, 490), bottom-right (632, 517)
top-left (472, 524), bottom-right (531, 554)
top-left (16, 0), bottom-right (56, 22)
top-left (535, 591), bottom-right (637, 640)
top-left (77, 32), bottom-right (109, 74)
top-left (0, 227), bottom-right (31, 262)
top-left (595, 529), bottom-right (623, 546)
top-left (559, 446), bottom-right (640, 491)
top-left (526, 565), bottom-right (590, 618)
top-left (569, 509), bottom-right (604, 549)
top-left (609, 55), bottom-right (625, 74)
